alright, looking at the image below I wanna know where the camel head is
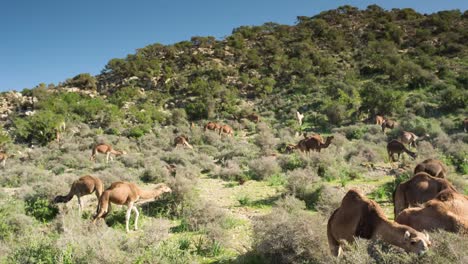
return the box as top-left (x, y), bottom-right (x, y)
top-left (156, 183), bottom-right (172, 194)
top-left (400, 230), bottom-right (431, 256)
top-left (53, 195), bottom-right (68, 204)
top-left (325, 136), bottom-right (334, 145)
top-left (285, 144), bottom-right (297, 153)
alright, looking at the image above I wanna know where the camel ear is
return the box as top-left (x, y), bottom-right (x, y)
top-left (404, 231), bottom-right (411, 240)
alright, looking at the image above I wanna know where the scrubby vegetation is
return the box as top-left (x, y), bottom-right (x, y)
top-left (0, 5), bottom-right (467, 264)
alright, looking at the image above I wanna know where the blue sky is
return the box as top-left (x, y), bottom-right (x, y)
top-left (1, 0), bottom-right (467, 92)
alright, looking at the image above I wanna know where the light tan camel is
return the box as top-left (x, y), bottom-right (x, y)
top-left (414, 159), bottom-right (447, 178)
top-left (327, 189), bottom-right (431, 257)
top-left (219, 124), bottom-right (234, 136)
top-left (399, 131), bottom-right (429, 148)
top-left (90, 143), bottom-right (126, 163)
top-left (54, 175), bottom-right (104, 213)
top-left (375, 115), bottom-right (385, 125)
top-left (382, 119), bottom-right (396, 133)
top-left (387, 140), bottom-right (416, 162)
top-left (0, 152), bottom-right (10, 168)
top-left (93, 182), bottom-right (172, 232)
top-left (297, 136), bottom-right (334, 153)
top-left (174, 135), bottom-right (193, 149)
top-left (296, 111), bottom-right (304, 126)
top-left (393, 172), bottom-right (457, 217)
top-left (396, 189), bottom-right (468, 233)
top-left (204, 122), bottom-right (221, 132)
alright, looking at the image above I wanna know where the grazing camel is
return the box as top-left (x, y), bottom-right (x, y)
top-left (53, 175), bottom-right (104, 213)
top-left (464, 118), bottom-right (468, 133)
top-left (393, 172), bottom-right (457, 217)
top-left (174, 135), bottom-right (193, 149)
top-left (296, 111), bottom-right (304, 126)
top-left (90, 143), bottom-right (126, 163)
top-left (382, 119), bottom-right (396, 133)
top-left (93, 182), bottom-right (172, 232)
top-left (399, 131), bottom-right (429, 149)
top-left (414, 159), bottom-right (447, 178)
top-left (246, 113), bottom-right (260, 123)
top-left (219, 124), bottom-right (234, 136)
top-left (204, 122), bottom-right (221, 132)
top-left (375, 115), bottom-right (385, 125)
top-left (302, 132), bottom-right (325, 144)
top-left (387, 140), bottom-right (416, 162)
top-left (327, 189), bottom-right (431, 257)
top-left (396, 189), bottom-right (468, 233)
top-left (297, 136), bottom-right (334, 153)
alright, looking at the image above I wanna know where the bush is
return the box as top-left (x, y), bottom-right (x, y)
top-left (248, 156), bottom-right (281, 180)
top-left (24, 196), bottom-right (59, 223)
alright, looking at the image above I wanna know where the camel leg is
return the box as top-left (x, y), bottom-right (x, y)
top-left (2, 159), bottom-right (5, 168)
top-left (132, 206), bottom-right (139, 230)
top-left (125, 202), bottom-right (134, 232)
top-left (106, 152), bottom-right (110, 163)
top-left (77, 195), bottom-right (82, 214)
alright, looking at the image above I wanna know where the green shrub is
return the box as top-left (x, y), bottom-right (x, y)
top-left (24, 197), bottom-right (58, 223)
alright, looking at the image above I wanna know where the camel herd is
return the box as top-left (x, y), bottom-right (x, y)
top-left (328, 158), bottom-right (468, 257)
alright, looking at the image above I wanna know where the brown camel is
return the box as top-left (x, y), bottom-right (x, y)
top-left (219, 124), bottom-right (234, 136)
top-left (399, 131), bottom-right (429, 149)
top-left (246, 113), bottom-right (260, 123)
top-left (393, 172), bottom-right (457, 217)
top-left (382, 119), bottom-right (396, 133)
top-left (464, 118), bottom-right (468, 133)
top-left (387, 140), bottom-right (416, 162)
top-left (93, 182), bottom-right (172, 232)
top-left (414, 159), bottom-right (447, 178)
top-left (375, 115), bottom-right (385, 125)
top-left (54, 175), bottom-right (104, 213)
top-left (204, 122), bottom-right (221, 132)
top-left (298, 136), bottom-right (334, 153)
top-left (90, 143), bottom-right (126, 163)
top-left (303, 132), bottom-right (325, 144)
top-left (327, 189), bottom-right (431, 257)
top-left (396, 189), bottom-right (468, 233)
top-left (174, 135), bottom-right (193, 149)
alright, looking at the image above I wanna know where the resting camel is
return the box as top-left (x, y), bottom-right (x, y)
top-left (219, 124), bottom-right (234, 136)
top-left (297, 136), bottom-right (334, 153)
top-left (414, 159), bottom-right (447, 178)
top-left (382, 119), bottom-right (396, 133)
top-left (53, 175), bottom-right (104, 213)
top-left (90, 143), bottom-right (126, 163)
top-left (204, 122), bottom-right (221, 132)
top-left (396, 189), bottom-right (468, 233)
top-left (393, 172), bottom-right (457, 217)
top-left (375, 115), bottom-right (385, 125)
top-left (93, 182), bottom-right (172, 232)
top-left (174, 135), bottom-right (193, 149)
top-left (327, 189), bottom-right (431, 257)
top-left (399, 131), bottom-right (429, 149)
top-left (387, 140), bottom-right (416, 162)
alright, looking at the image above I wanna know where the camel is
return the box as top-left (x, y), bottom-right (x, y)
top-left (399, 131), bottom-right (429, 149)
top-left (382, 119), bottom-right (396, 133)
top-left (53, 175), bottom-right (104, 213)
top-left (327, 189), bottom-right (431, 257)
top-left (393, 172), bottom-right (457, 217)
top-left (387, 140), bottom-right (416, 162)
top-left (297, 136), bottom-right (334, 153)
top-left (0, 152), bottom-right (9, 168)
top-left (414, 159), bottom-right (447, 178)
top-left (375, 115), bottom-right (385, 125)
top-left (219, 124), bottom-right (234, 136)
top-left (90, 143), bottom-right (126, 163)
top-left (396, 189), bottom-right (468, 233)
top-left (174, 135), bottom-right (193, 149)
top-left (93, 182), bottom-right (172, 232)
top-left (246, 113), bottom-right (260, 123)
top-left (296, 111), bottom-right (304, 126)
top-left (464, 118), bottom-right (468, 133)
top-left (302, 132), bottom-right (325, 144)
top-left (204, 122), bottom-right (221, 132)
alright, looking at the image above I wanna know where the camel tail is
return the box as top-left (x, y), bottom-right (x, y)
top-left (327, 209), bottom-right (341, 257)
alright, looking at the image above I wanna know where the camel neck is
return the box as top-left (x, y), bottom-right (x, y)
top-left (373, 219), bottom-right (407, 247)
top-left (138, 188), bottom-right (163, 201)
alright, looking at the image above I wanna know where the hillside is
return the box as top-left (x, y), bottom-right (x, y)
top-left (0, 5), bottom-right (467, 264)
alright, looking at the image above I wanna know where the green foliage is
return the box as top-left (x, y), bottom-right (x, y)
top-left (24, 197), bottom-right (58, 223)
top-left (65, 73), bottom-right (97, 90)
top-left (13, 110), bottom-right (64, 145)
